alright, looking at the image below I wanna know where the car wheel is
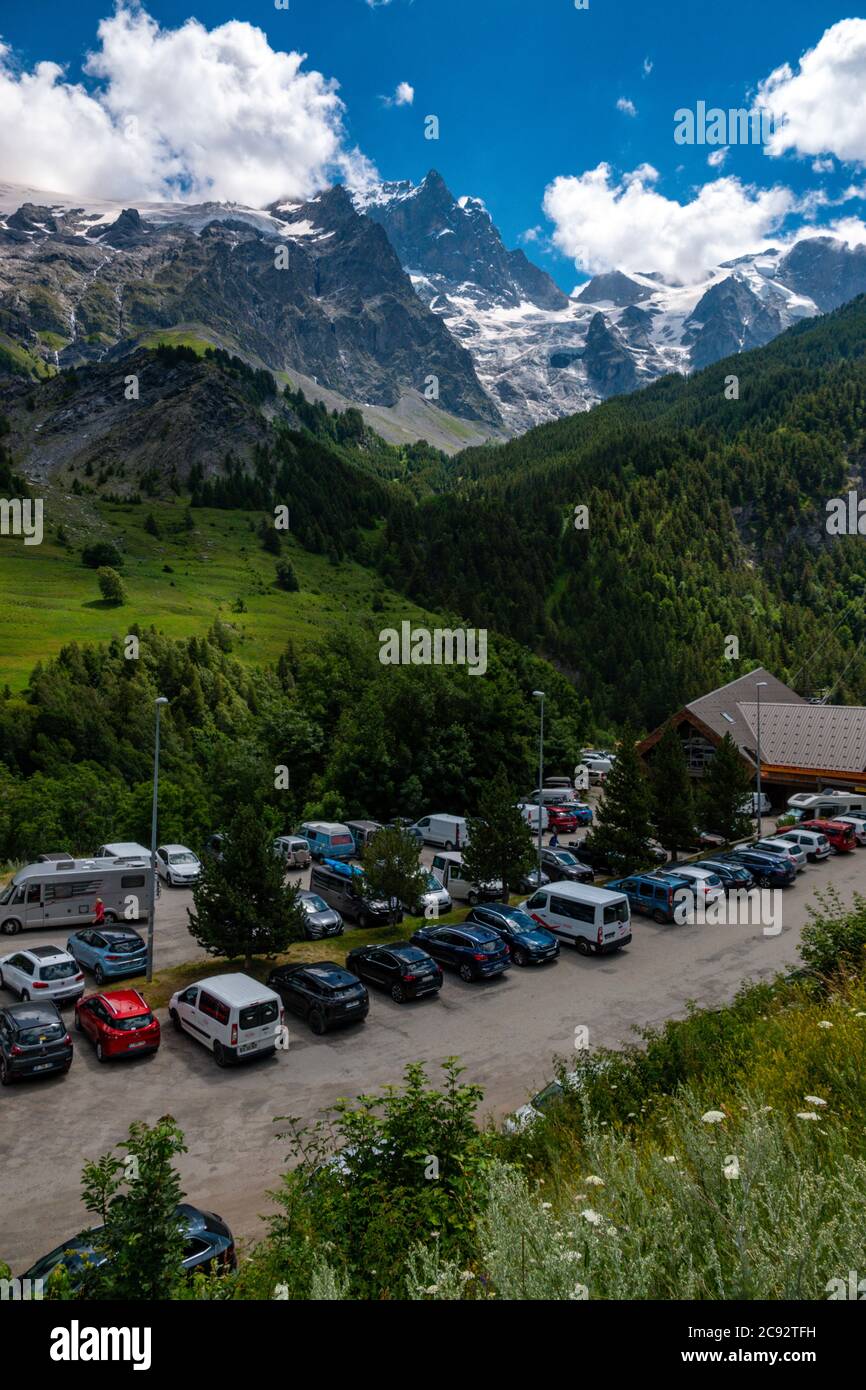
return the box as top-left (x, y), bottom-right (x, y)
top-left (467, 891), bottom-right (478, 906)
top-left (93, 965), bottom-right (105, 985)
top-left (309, 1010), bottom-right (327, 1036)
top-left (96, 1042), bottom-right (108, 1063)
top-left (0, 1056), bottom-right (12, 1086)
top-left (513, 948), bottom-right (528, 967)
top-left (444, 840), bottom-right (454, 851)
top-left (458, 963), bottom-right (475, 982)
top-left (1, 919), bottom-right (21, 935)
top-left (213, 1041), bottom-right (228, 1067)
top-left (391, 983), bottom-right (406, 1003)
top-left (170, 1008), bottom-right (182, 1032)
top-left (759, 874), bottom-right (771, 888)
top-left (575, 939), bottom-right (591, 956)
top-left (19, 989), bottom-right (30, 1002)
top-left (653, 909), bottom-right (667, 924)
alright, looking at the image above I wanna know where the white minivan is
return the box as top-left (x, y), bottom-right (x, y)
top-left (410, 814), bottom-right (469, 850)
top-left (521, 882), bottom-right (631, 955)
top-left (169, 973), bottom-right (284, 1067)
top-left (430, 852), bottom-right (500, 904)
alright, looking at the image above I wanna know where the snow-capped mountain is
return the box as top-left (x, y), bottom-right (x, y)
top-left (357, 171), bottom-right (866, 435)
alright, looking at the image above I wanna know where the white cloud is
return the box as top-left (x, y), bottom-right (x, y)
top-left (708, 147), bottom-right (729, 168)
top-left (0, 5), bottom-right (377, 205)
top-left (642, 57), bottom-right (653, 77)
top-left (812, 156), bottom-right (834, 173)
top-left (757, 19), bottom-right (866, 164)
top-left (542, 163), bottom-right (801, 281)
top-left (616, 97), bottom-right (637, 117)
top-left (382, 80), bottom-right (414, 107)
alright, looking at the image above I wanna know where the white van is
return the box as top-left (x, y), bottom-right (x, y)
top-left (169, 973), bottom-right (284, 1067)
top-left (410, 814), bottom-right (469, 850)
top-left (528, 787), bottom-right (576, 807)
top-left (430, 852), bottom-right (500, 904)
top-left (517, 802), bottom-right (549, 830)
top-left (576, 757), bottom-right (612, 785)
top-left (521, 882), bottom-right (631, 955)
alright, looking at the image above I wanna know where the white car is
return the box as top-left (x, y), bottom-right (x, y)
top-left (0, 946), bottom-right (85, 1004)
top-left (835, 815), bottom-right (866, 847)
top-left (156, 845), bottom-right (202, 887)
top-left (661, 864), bottom-right (725, 905)
top-left (754, 837), bottom-right (808, 873)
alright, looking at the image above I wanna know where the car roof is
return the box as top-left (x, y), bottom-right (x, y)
top-left (3, 1000), bottom-right (62, 1024)
top-left (95, 989), bottom-right (150, 1017)
top-left (25, 945), bottom-right (71, 960)
top-left (160, 844), bottom-right (194, 854)
top-left (189, 973), bottom-right (279, 1005)
top-left (535, 882), bottom-right (626, 904)
top-left (298, 962), bottom-right (357, 984)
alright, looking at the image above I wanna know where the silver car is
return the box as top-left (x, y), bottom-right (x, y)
top-left (297, 891), bottom-right (343, 940)
top-left (754, 837), bottom-right (808, 873)
top-left (0, 946), bottom-right (85, 1004)
top-left (404, 871), bottom-right (453, 919)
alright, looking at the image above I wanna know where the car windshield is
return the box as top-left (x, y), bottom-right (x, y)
top-left (169, 852), bottom-right (197, 865)
top-left (303, 895), bottom-right (329, 914)
top-left (39, 961), bottom-right (77, 981)
top-left (17, 1021), bottom-right (64, 1045)
top-left (502, 909), bottom-right (538, 932)
top-left (107, 937), bottom-right (144, 953)
top-left (425, 872), bottom-right (443, 891)
top-left (239, 1000), bottom-right (278, 1030)
top-left (112, 1012), bottom-right (154, 1030)
top-left (0, 882), bottom-right (19, 905)
top-left (554, 851), bottom-right (577, 865)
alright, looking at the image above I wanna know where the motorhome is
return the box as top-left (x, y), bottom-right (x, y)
top-left (0, 857), bottom-right (149, 935)
top-left (787, 790), bottom-right (866, 820)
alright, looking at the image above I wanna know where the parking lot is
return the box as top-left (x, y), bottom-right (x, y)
top-left (2, 831), bottom-right (864, 1272)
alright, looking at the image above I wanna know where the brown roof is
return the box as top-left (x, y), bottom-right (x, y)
top-left (738, 701), bottom-right (866, 773)
top-left (684, 667), bottom-right (805, 766)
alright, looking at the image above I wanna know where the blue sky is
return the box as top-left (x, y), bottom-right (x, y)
top-left (2, 1), bottom-right (865, 288)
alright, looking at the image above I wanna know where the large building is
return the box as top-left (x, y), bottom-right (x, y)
top-left (637, 667), bottom-right (866, 798)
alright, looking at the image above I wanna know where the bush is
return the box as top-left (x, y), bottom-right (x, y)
top-left (800, 887), bottom-right (866, 978)
top-left (97, 566), bottom-right (126, 605)
top-left (82, 541), bottom-right (124, 569)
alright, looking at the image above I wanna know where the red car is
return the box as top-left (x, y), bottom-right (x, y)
top-left (74, 989), bottom-right (161, 1062)
top-left (799, 819), bottom-right (856, 853)
top-left (547, 805), bottom-right (578, 833)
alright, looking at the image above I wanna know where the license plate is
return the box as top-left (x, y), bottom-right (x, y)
top-left (238, 1042), bottom-right (258, 1054)
top-left (33, 1062), bottom-right (55, 1071)
top-left (344, 1000), bottom-right (360, 1009)
top-left (129, 1042), bottom-right (147, 1049)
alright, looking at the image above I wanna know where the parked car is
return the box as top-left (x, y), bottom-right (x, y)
top-left (169, 974), bottom-right (283, 1065)
top-left (346, 820), bottom-right (383, 856)
top-left (429, 852), bottom-right (501, 905)
top-left (658, 864), bottom-right (725, 905)
top-left (385, 818), bottom-right (424, 844)
top-left (787, 790), bottom-right (866, 819)
top-left (770, 828), bottom-right (831, 862)
top-left (0, 1000), bottom-right (72, 1085)
top-left (298, 822), bottom-right (356, 862)
top-left (296, 890), bottom-right (344, 940)
top-left (345, 943), bottom-right (443, 1002)
top-left (410, 925), bottom-right (511, 981)
top-left (539, 847), bottom-right (594, 884)
top-left (798, 819), bottom-right (857, 853)
top-left (518, 866), bottom-right (551, 894)
top-left (66, 927), bottom-right (147, 984)
top-left (94, 842), bottom-right (150, 861)
top-left (403, 870), bottom-right (453, 918)
top-left (520, 882), bottom-right (632, 955)
top-left (546, 805), bottom-right (579, 833)
top-left (694, 858), bottom-right (755, 891)
top-left (569, 840), bottom-right (666, 876)
top-left (835, 814), bottom-right (866, 846)
top-left (727, 847), bottom-right (796, 887)
top-left (0, 946), bottom-right (85, 1005)
top-left (309, 859), bottom-right (398, 928)
top-left (74, 989), bottom-right (160, 1062)
top-left (752, 837), bottom-right (807, 873)
top-left (465, 903), bottom-right (559, 966)
top-left (273, 836), bottom-right (311, 870)
top-left (606, 872), bottom-right (696, 924)
top-left (738, 792), bottom-right (773, 816)
top-left (21, 1205), bottom-right (236, 1288)
top-left (156, 844), bottom-right (202, 887)
top-left (408, 814), bottom-right (469, 850)
top-left (203, 832), bottom-right (226, 863)
top-left (267, 962), bottom-right (369, 1033)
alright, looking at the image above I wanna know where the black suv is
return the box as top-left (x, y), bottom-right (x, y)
top-left (540, 847), bottom-right (594, 884)
top-left (0, 1000), bottom-right (73, 1085)
top-left (346, 943), bottom-right (443, 1002)
top-left (267, 961), bottom-right (369, 1034)
top-left (309, 862), bottom-right (399, 930)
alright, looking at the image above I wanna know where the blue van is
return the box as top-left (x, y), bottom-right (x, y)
top-left (606, 872), bottom-right (695, 924)
top-left (298, 822), bottom-right (356, 862)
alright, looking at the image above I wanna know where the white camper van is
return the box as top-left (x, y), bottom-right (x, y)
top-left (787, 790), bottom-right (866, 820)
top-left (169, 973), bottom-right (284, 1067)
top-left (0, 857), bottom-right (149, 935)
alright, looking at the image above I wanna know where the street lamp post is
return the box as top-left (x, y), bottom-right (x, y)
top-left (532, 691), bottom-right (545, 884)
top-left (755, 681), bottom-right (767, 837)
top-left (146, 697), bottom-right (169, 983)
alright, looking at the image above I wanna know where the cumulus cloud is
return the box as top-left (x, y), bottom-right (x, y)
top-left (0, 5), bottom-right (376, 205)
top-left (707, 147), bottom-right (729, 168)
top-left (616, 97), bottom-right (637, 117)
top-left (643, 57), bottom-right (653, 77)
top-left (757, 18), bottom-right (866, 164)
top-left (381, 80), bottom-right (414, 107)
top-left (542, 162), bottom-right (802, 281)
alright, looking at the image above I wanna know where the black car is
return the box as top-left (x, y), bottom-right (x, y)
top-left (540, 848), bottom-right (594, 884)
top-left (0, 1001), bottom-right (73, 1085)
top-left (465, 904), bottom-right (559, 966)
top-left (267, 961), bottom-right (369, 1034)
top-left (297, 890), bottom-right (344, 940)
top-left (345, 943), bottom-right (443, 1002)
top-left (726, 848), bottom-right (796, 887)
top-left (21, 1204), bottom-right (236, 1289)
top-left (694, 858), bottom-right (755, 891)
top-left (409, 925), bottom-right (511, 982)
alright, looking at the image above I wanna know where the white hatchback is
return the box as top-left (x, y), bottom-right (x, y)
top-left (0, 946), bottom-right (85, 1004)
top-left (661, 864), bottom-right (725, 905)
top-left (156, 844), bottom-right (202, 887)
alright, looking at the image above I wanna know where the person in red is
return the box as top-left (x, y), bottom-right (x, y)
top-left (93, 897), bottom-right (106, 927)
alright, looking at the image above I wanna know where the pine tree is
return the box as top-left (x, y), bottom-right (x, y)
top-left (650, 721), bottom-right (694, 859)
top-left (361, 827), bottom-right (429, 926)
top-left (698, 733), bottom-right (754, 843)
top-left (588, 724), bottom-right (654, 873)
top-left (461, 772), bottom-right (535, 900)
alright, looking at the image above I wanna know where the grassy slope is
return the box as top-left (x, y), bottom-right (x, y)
top-left (0, 488), bottom-right (439, 692)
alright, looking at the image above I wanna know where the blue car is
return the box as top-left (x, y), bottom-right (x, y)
top-left (465, 903), bottom-right (559, 965)
top-left (726, 848), bottom-right (796, 887)
top-left (409, 925), bottom-right (511, 982)
top-left (66, 928), bottom-right (147, 984)
top-left (606, 872), bottom-right (694, 923)
top-left (571, 804), bottom-right (593, 827)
